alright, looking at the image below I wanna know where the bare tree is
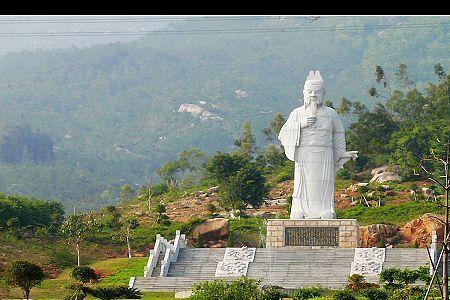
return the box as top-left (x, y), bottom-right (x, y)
top-left (416, 139), bottom-right (450, 300)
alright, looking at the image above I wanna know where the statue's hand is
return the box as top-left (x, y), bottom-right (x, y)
top-left (301, 116), bottom-right (316, 128)
top-left (344, 151), bottom-right (358, 160)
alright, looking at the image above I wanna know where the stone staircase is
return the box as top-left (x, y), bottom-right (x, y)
top-left (151, 252), bottom-right (166, 277)
top-left (132, 247), bottom-right (430, 292)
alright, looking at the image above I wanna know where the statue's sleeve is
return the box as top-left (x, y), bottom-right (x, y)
top-left (332, 109), bottom-right (348, 172)
top-left (278, 109), bottom-right (299, 161)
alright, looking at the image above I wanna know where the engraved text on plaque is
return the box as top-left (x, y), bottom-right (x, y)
top-left (285, 227), bottom-right (339, 246)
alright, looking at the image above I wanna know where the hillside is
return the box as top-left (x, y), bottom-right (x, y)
top-left (0, 16), bottom-right (448, 210)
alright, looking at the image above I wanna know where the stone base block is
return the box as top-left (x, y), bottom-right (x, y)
top-left (266, 219), bottom-right (359, 249)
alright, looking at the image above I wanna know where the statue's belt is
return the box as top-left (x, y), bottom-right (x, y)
top-left (298, 140), bottom-right (332, 147)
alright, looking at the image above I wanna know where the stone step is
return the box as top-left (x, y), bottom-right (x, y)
top-left (134, 248), bottom-right (431, 291)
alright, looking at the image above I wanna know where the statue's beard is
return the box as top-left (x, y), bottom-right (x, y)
top-left (305, 97), bottom-right (322, 116)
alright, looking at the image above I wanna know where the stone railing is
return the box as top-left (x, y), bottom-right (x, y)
top-left (160, 230), bottom-right (186, 277)
top-left (144, 234), bottom-right (168, 277)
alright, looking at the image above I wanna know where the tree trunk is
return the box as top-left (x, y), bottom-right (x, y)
top-left (23, 287), bottom-right (30, 299)
top-left (445, 188), bottom-right (449, 300)
top-left (76, 242), bottom-right (80, 266)
top-left (126, 228), bottom-right (132, 258)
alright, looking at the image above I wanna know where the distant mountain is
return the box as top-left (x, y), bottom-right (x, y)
top-left (0, 15), bottom-right (448, 211)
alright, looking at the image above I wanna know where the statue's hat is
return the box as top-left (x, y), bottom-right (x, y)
top-left (304, 70), bottom-right (324, 87)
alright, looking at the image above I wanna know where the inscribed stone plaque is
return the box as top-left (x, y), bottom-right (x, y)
top-left (285, 226), bottom-right (339, 246)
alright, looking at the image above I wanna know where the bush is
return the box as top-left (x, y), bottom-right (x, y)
top-left (64, 283), bottom-right (91, 300)
top-left (333, 290), bottom-right (356, 300)
top-left (71, 266), bottom-right (98, 284)
top-left (379, 267), bottom-right (420, 290)
top-left (359, 288), bottom-right (388, 300)
top-left (151, 182), bottom-right (169, 196)
top-left (336, 168), bottom-right (351, 180)
top-left (346, 274), bottom-right (379, 291)
top-left (261, 285), bottom-right (286, 300)
top-left (190, 277), bottom-right (261, 300)
top-left (4, 260), bottom-right (45, 299)
top-left (88, 286), bottom-right (142, 299)
top-left (292, 286), bottom-right (325, 299)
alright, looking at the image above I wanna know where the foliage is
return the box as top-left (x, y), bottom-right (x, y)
top-left (336, 201), bottom-right (441, 226)
top-left (71, 266), bottom-right (98, 284)
top-left (345, 274), bottom-right (378, 291)
top-left (274, 160), bottom-right (294, 183)
top-left (292, 286), bottom-right (325, 299)
top-left (4, 260), bottom-right (45, 299)
top-left (156, 148), bottom-right (206, 187)
top-left (190, 277), bottom-right (262, 300)
top-left (358, 288), bottom-right (388, 300)
top-left (88, 285), bottom-right (142, 299)
top-left (346, 103), bottom-right (399, 171)
top-left (234, 122), bottom-right (257, 159)
top-left (64, 283), bottom-right (90, 300)
top-left (260, 285), bottom-right (286, 300)
top-left (205, 152), bottom-right (247, 183)
top-left (262, 113), bottom-right (286, 142)
top-left (379, 267), bottom-right (429, 292)
top-left (333, 289), bottom-right (356, 300)
top-left (60, 212), bottom-right (100, 265)
top-left (218, 161), bottom-right (267, 212)
top-left (0, 124), bottom-right (55, 164)
top-left (0, 193), bottom-right (64, 238)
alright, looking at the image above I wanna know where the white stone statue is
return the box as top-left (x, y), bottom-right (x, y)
top-left (278, 71), bottom-right (358, 219)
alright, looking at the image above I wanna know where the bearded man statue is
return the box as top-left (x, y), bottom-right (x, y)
top-left (278, 71), bottom-right (358, 219)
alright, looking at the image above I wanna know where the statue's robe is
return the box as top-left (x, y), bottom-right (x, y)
top-left (278, 105), bottom-right (350, 219)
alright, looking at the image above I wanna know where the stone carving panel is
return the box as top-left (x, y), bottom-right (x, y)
top-left (223, 247), bottom-right (256, 262)
top-left (215, 261), bottom-right (249, 277)
top-left (350, 248), bottom-right (386, 276)
top-left (215, 247), bottom-right (256, 277)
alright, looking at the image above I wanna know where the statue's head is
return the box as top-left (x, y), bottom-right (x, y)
top-left (303, 70), bottom-right (325, 107)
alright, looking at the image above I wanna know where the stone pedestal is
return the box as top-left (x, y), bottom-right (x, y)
top-left (266, 219), bottom-right (359, 249)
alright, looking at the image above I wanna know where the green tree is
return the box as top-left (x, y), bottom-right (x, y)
top-left (60, 212), bottom-right (99, 266)
top-left (70, 266), bottom-right (98, 284)
top-left (262, 112), bottom-right (286, 142)
top-left (205, 152), bottom-right (247, 183)
top-left (218, 162), bottom-right (267, 215)
top-left (118, 215), bottom-right (139, 258)
top-left (346, 103), bottom-right (399, 171)
top-left (119, 184), bottom-right (135, 202)
top-left (234, 122), bottom-right (257, 159)
top-left (4, 260), bottom-right (44, 300)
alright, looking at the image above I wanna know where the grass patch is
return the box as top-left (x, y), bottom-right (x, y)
top-left (229, 217), bottom-right (266, 247)
top-left (336, 200), bottom-right (441, 226)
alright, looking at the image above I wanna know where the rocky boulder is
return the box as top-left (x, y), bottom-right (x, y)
top-left (369, 172), bottom-right (402, 183)
top-left (371, 165), bottom-right (389, 175)
top-left (399, 213), bottom-right (444, 247)
top-left (359, 224), bottom-right (400, 247)
top-left (191, 218), bottom-right (230, 247)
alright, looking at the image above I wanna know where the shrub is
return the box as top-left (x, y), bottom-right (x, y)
top-left (336, 168), bottom-right (351, 180)
top-left (4, 260), bottom-right (45, 300)
top-left (379, 267), bottom-right (419, 290)
top-left (346, 274), bottom-right (379, 291)
top-left (333, 289), bottom-right (356, 300)
top-left (292, 286), bottom-right (325, 299)
top-left (151, 182), bottom-right (169, 196)
top-left (71, 266), bottom-right (98, 284)
top-left (64, 283), bottom-right (91, 300)
top-left (190, 277), bottom-right (261, 300)
top-left (88, 286), bottom-right (142, 299)
top-left (261, 285), bottom-right (286, 300)
top-left (359, 288), bottom-right (388, 300)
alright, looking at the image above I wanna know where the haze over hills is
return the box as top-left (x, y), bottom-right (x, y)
top-left (0, 15), bottom-right (177, 55)
top-left (0, 15), bottom-right (448, 211)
